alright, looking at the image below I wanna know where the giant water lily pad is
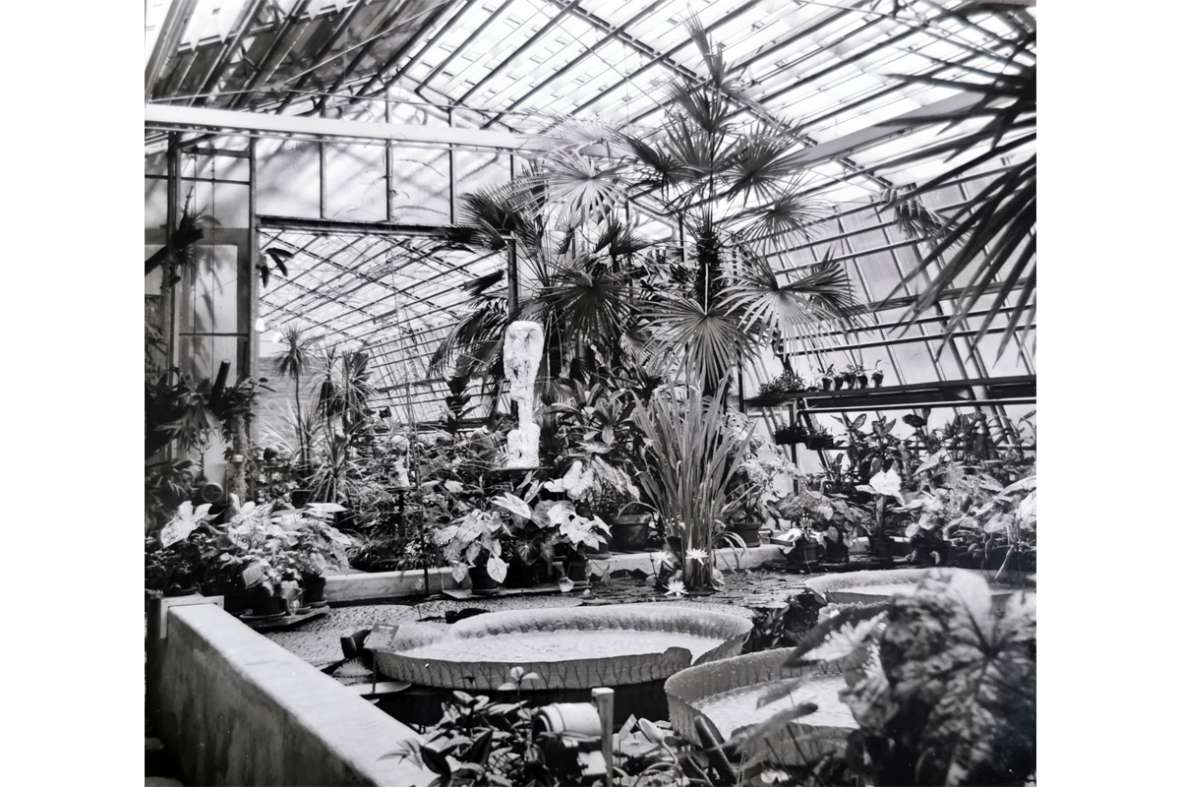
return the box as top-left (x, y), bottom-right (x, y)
top-left (367, 603), bottom-right (751, 690)
top-left (665, 648), bottom-right (854, 766)
top-left (803, 568), bottom-right (1033, 607)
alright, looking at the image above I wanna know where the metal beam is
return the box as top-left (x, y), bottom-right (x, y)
top-left (274, 0), bottom-right (368, 113)
top-left (146, 0), bottom-right (201, 98)
top-left (454, 0), bottom-right (578, 106)
top-left (479, 0), bottom-right (668, 129)
top-left (420, 0), bottom-right (516, 91)
top-left (356, 0), bottom-right (470, 98)
top-left (145, 103), bottom-right (548, 150)
top-left (191, 0), bottom-right (268, 106)
top-left (231, 0), bottom-right (314, 110)
top-left (318, 0), bottom-right (417, 111)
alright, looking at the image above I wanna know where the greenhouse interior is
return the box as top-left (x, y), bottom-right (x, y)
top-left (140, 1), bottom-right (1039, 785)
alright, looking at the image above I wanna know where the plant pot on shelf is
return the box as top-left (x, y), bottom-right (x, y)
top-left (729, 520), bottom-right (763, 548)
top-left (611, 503), bottom-right (653, 552)
top-left (505, 560), bottom-right (553, 589)
top-left (785, 539), bottom-right (824, 566)
top-left (469, 564), bottom-right (503, 596)
top-left (833, 377), bottom-right (845, 391)
top-left (243, 587), bottom-right (287, 620)
top-left (856, 374), bottom-right (869, 389)
top-left (841, 373), bottom-right (857, 389)
top-left (872, 371), bottom-right (885, 387)
top-left (821, 377), bottom-right (833, 391)
top-left (301, 574), bottom-right (328, 608)
top-left (774, 425), bottom-right (808, 445)
top-left (585, 540), bottom-right (612, 558)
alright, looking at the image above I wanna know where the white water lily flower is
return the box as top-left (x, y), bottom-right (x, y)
top-left (685, 549), bottom-right (708, 562)
top-left (664, 579), bottom-right (687, 597)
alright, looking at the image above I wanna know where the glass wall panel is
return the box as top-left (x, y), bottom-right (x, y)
top-left (256, 137), bottom-right (321, 218)
top-left (392, 145), bottom-right (451, 225)
top-left (324, 142), bottom-right (388, 221)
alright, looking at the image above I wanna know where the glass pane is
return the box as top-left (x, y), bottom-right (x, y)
top-left (392, 145), bottom-right (451, 225)
top-left (324, 142), bottom-right (388, 221)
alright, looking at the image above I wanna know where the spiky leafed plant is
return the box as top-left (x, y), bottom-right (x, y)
top-left (632, 383), bottom-right (752, 591)
top-left (873, 4), bottom-right (1036, 358)
top-left (276, 325), bottom-right (316, 471)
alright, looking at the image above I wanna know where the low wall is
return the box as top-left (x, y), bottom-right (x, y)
top-left (148, 601), bottom-right (429, 786)
top-left (325, 545), bottom-right (789, 603)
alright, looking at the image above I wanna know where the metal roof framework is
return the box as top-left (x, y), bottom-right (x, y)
top-left (144, 0), bottom-right (1036, 421)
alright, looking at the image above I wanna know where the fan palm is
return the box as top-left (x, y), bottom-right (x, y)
top-left (434, 22), bottom-right (860, 403)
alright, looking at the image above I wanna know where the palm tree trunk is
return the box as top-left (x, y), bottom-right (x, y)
top-left (294, 371), bottom-right (306, 471)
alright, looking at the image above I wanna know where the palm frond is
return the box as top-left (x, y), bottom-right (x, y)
top-left (641, 296), bottom-right (756, 392)
top-left (738, 183), bottom-right (829, 246)
top-left (427, 297), bottom-right (509, 377)
top-left (873, 9), bottom-right (1035, 360)
top-left (534, 257), bottom-right (633, 354)
top-left (720, 250), bottom-right (857, 356)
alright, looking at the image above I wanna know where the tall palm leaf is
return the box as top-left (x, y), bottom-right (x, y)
top-left (720, 250), bottom-right (859, 355)
top-left (877, 5), bottom-right (1036, 358)
top-left (534, 257), bottom-right (633, 358)
top-left (642, 296), bottom-right (758, 393)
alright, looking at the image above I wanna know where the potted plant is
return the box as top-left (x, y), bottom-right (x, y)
top-left (818, 364), bottom-right (835, 391)
top-left (548, 501), bottom-right (611, 582)
top-left (835, 365), bottom-right (854, 391)
top-left (805, 427), bottom-right (836, 450)
top-left (611, 501), bottom-right (655, 552)
top-left (290, 503), bottom-right (353, 608)
top-left (871, 360), bottom-right (886, 387)
top-left (774, 424), bottom-right (809, 445)
top-left (434, 507), bottom-right (510, 595)
top-left (494, 494), bottom-right (561, 588)
top-left (723, 458), bottom-right (774, 547)
top-left (845, 362), bottom-right (868, 389)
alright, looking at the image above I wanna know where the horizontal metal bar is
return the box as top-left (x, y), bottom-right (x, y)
top-left (800, 398), bottom-right (1036, 414)
top-left (145, 103), bottom-right (607, 153)
top-left (256, 214), bottom-right (458, 236)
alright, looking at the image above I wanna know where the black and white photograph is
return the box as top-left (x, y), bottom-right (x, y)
top-left (139, 1), bottom-right (1038, 784)
top-left (12, 1), bottom-right (1177, 784)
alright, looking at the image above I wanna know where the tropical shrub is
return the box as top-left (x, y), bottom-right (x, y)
top-left (740, 570), bottom-right (1035, 786)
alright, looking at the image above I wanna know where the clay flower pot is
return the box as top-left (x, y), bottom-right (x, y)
top-left (469, 564), bottom-right (503, 596)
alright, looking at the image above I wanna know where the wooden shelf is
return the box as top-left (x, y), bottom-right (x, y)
top-left (746, 375), bottom-right (1035, 414)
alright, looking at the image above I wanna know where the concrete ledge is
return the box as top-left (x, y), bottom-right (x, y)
top-left (326, 567), bottom-right (460, 603)
top-left (324, 546), bottom-right (788, 603)
top-left (149, 602), bottom-right (429, 786)
top-left (592, 545), bottom-right (788, 576)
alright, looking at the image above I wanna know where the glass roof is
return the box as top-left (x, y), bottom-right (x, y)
top-left (146, 0), bottom-right (1035, 422)
top-left (146, 0), bottom-right (1032, 201)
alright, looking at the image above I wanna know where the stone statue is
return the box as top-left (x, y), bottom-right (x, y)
top-left (503, 321), bottom-right (543, 469)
